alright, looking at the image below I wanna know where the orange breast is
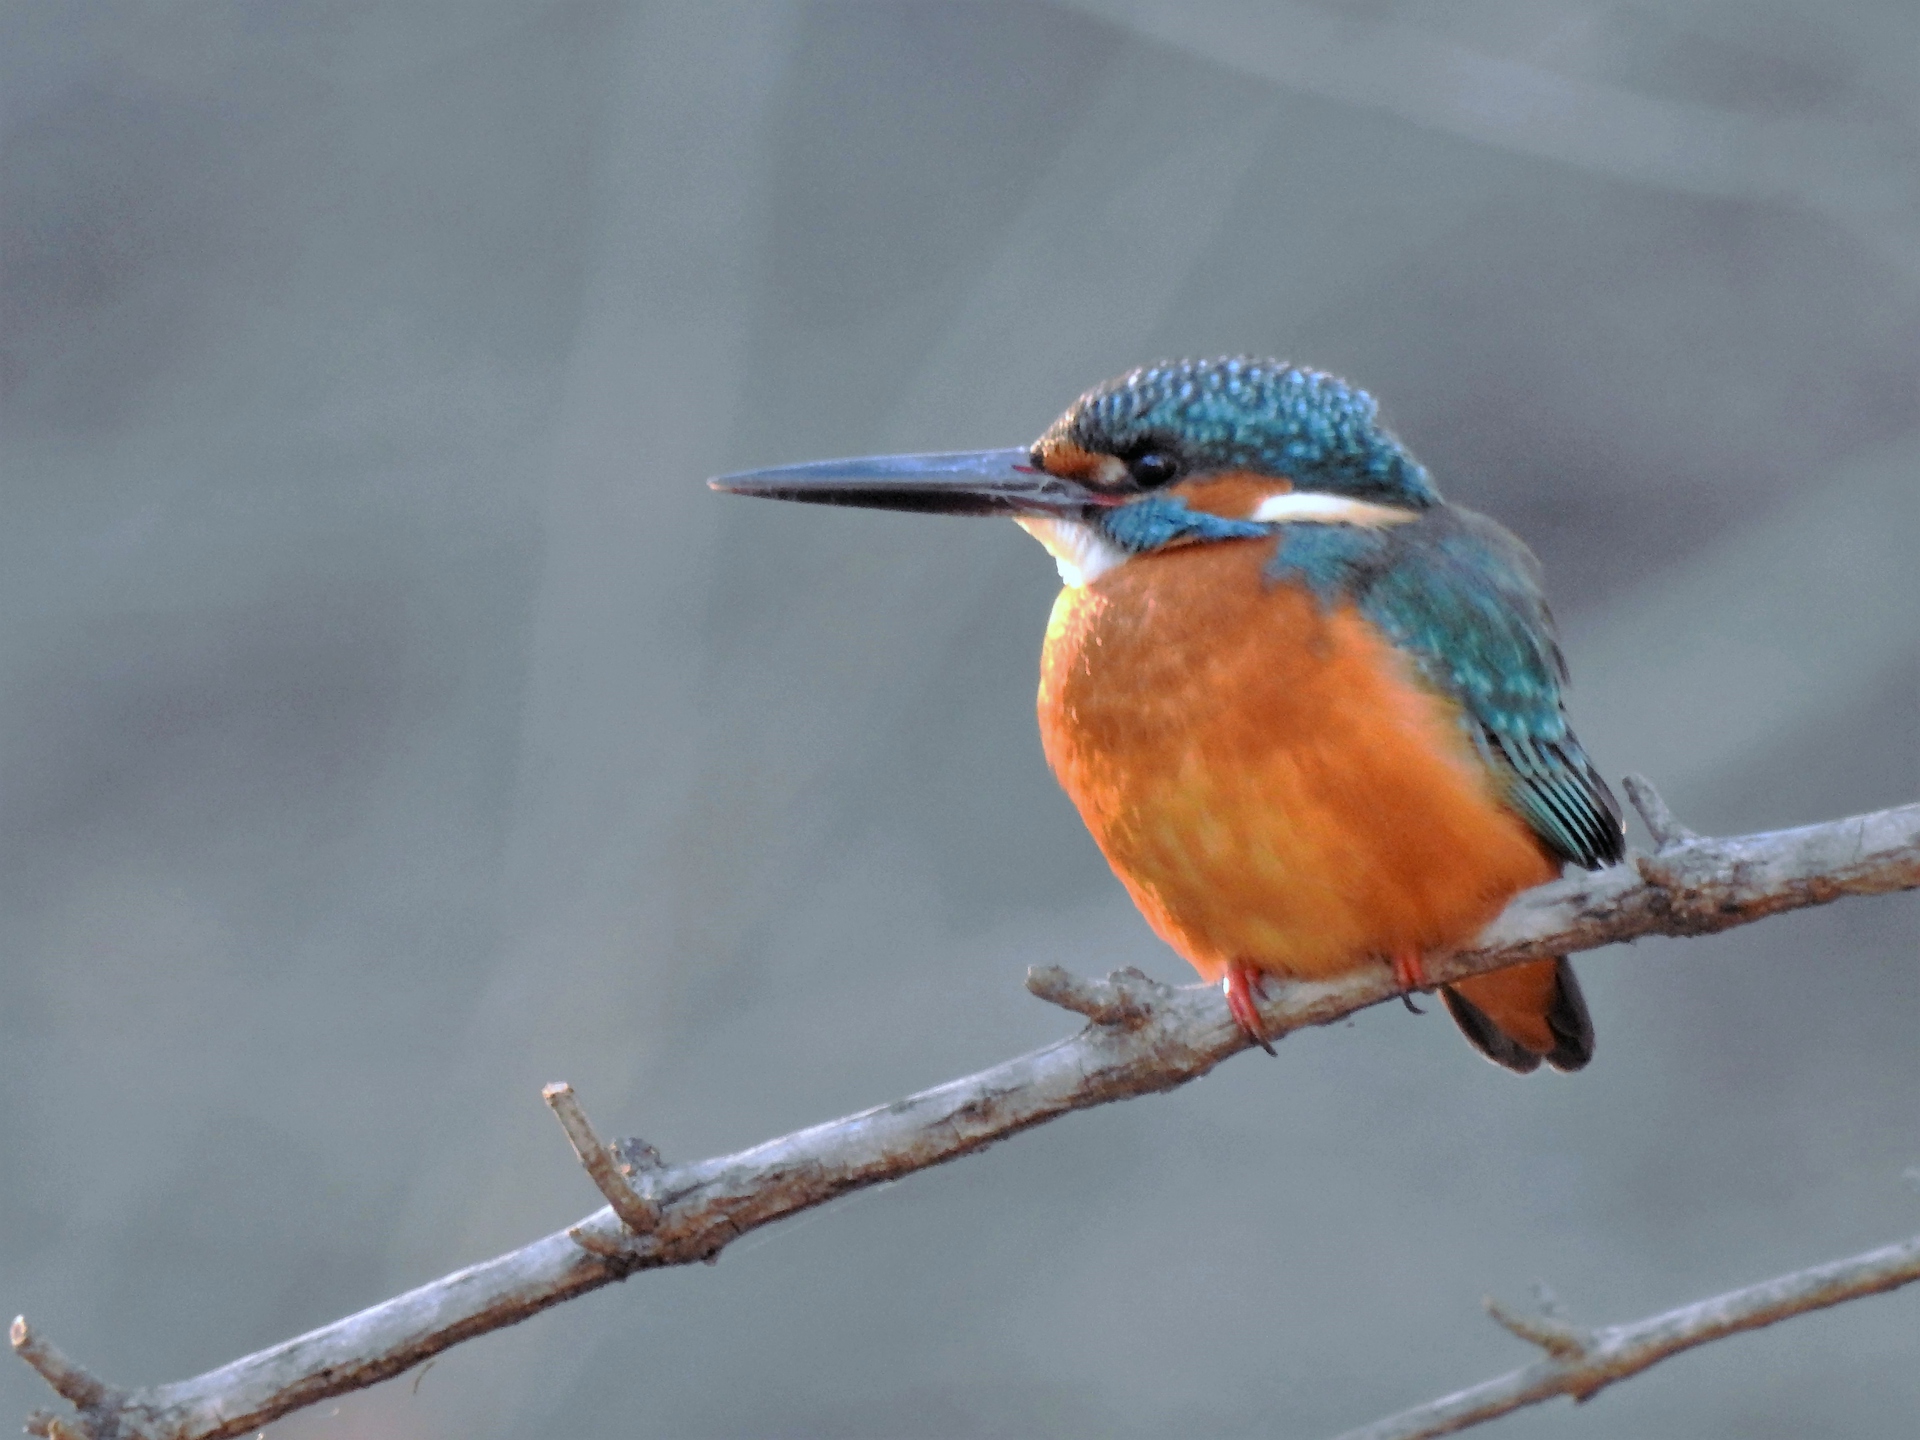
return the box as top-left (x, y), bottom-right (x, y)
top-left (1036, 537), bottom-right (1556, 984)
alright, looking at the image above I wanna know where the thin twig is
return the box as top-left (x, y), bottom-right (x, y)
top-left (15, 798), bottom-right (1920, 1440)
top-left (1621, 772), bottom-right (1699, 850)
top-left (1332, 1231), bottom-right (1920, 1439)
top-left (1481, 1297), bottom-right (1591, 1360)
top-left (1024, 964), bottom-right (1165, 1026)
top-left (540, 1083), bottom-right (660, 1235)
top-left (9, 1320), bottom-right (111, 1411)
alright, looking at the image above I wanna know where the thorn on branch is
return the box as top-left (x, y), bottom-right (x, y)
top-left (1622, 773), bottom-right (1699, 851)
top-left (10, 1318), bottom-right (111, 1412)
top-left (1025, 965), bottom-right (1164, 1027)
top-left (541, 1083), bottom-right (661, 1235)
top-left (1482, 1295), bottom-right (1593, 1361)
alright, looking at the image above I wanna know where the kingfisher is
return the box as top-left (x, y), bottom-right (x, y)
top-left (711, 358), bottom-right (1623, 1072)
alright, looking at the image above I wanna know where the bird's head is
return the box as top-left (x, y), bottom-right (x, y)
top-left (712, 357), bottom-right (1437, 585)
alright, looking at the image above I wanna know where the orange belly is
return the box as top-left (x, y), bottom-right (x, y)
top-left (1035, 537), bottom-right (1556, 984)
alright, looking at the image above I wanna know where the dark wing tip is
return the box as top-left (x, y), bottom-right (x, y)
top-left (1568, 751), bottom-right (1627, 869)
top-left (1494, 732), bottom-right (1625, 871)
top-left (1543, 957), bottom-right (1595, 1072)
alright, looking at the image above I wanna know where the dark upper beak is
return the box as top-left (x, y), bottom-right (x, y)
top-left (708, 448), bottom-right (1104, 519)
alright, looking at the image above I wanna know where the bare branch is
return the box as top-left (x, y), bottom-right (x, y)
top-left (16, 798), bottom-right (1920, 1440)
top-left (1333, 1231), bottom-right (1920, 1440)
top-left (540, 1083), bottom-right (661, 1235)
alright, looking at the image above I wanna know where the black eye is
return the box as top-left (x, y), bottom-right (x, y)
top-left (1128, 451), bottom-right (1179, 488)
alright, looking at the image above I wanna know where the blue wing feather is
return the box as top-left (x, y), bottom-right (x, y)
top-left (1268, 509), bottom-right (1623, 870)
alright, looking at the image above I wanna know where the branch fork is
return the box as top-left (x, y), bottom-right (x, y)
top-left (1483, 1294), bottom-right (1594, 1363)
top-left (1621, 772), bottom-right (1699, 852)
top-left (1338, 1223), bottom-right (1920, 1440)
top-left (1621, 771), bottom-right (1711, 892)
top-left (12, 1319), bottom-right (122, 1440)
top-left (541, 1083), bottom-right (662, 1244)
top-left (1025, 964), bottom-right (1170, 1027)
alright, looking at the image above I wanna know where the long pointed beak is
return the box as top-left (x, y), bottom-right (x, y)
top-left (709, 448), bottom-right (1103, 519)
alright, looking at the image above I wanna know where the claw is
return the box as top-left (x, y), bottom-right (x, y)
top-left (1391, 947), bottom-right (1430, 992)
top-left (1223, 964), bottom-right (1277, 1055)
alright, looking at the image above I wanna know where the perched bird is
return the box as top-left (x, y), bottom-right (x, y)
top-left (712, 358), bottom-right (1623, 1072)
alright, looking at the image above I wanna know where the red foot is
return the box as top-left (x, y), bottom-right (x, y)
top-left (1224, 964), bottom-right (1277, 1055)
top-left (1391, 947), bottom-right (1430, 991)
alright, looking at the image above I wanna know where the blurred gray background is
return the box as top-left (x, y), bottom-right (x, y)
top-left (3, 3), bottom-right (1917, 1437)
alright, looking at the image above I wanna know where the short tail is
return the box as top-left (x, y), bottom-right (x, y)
top-left (1441, 957), bottom-right (1592, 1074)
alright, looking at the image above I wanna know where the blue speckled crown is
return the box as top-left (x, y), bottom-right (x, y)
top-left (1038, 356), bottom-right (1439, 506)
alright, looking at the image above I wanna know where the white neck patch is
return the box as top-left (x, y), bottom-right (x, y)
top-left (1015, 492), bottom-right (1416, 588)
top-left (1015, 517), bottom-right (1129, 588)
top-left (1249, 491), bottom-right (1419, 526)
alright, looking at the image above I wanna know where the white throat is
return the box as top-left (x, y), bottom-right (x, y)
top-left (1014, 517), bottom-right (1129, 588)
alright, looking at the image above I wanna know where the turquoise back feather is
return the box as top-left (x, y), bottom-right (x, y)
top-left (1268, 509), bottom-right (1623, 870)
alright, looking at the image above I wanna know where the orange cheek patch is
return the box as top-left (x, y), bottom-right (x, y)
top-left (1039, 442), bottom-right (1122, 486)
top-left (1169, 471), bottom-right (1293, 520)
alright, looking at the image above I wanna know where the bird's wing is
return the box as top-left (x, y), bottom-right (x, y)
top-left (1268, 509), bottom-right (1624, 870)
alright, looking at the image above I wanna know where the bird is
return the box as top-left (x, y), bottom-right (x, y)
top-left (710, 357), bottom-right (1624, 1072)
